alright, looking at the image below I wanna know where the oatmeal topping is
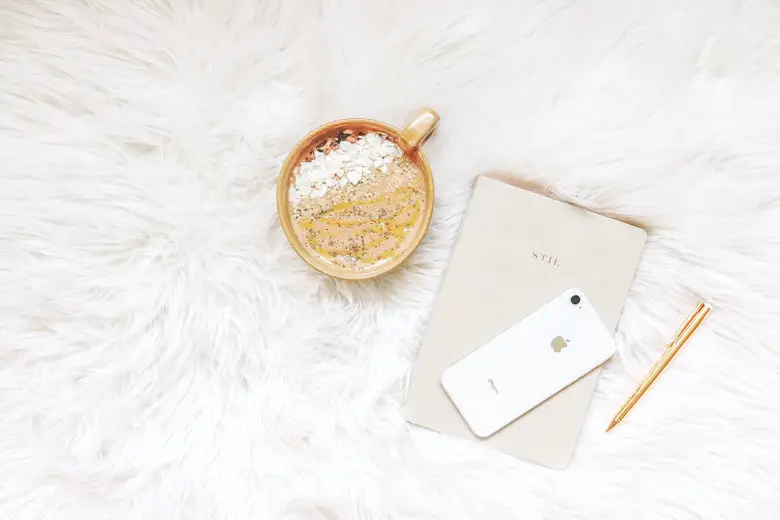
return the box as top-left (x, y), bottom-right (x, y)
top-left (289, 132), bottom-right (403, 203)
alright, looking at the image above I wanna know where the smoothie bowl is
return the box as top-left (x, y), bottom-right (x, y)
top-left (277, 109), bottom-right (438, 280)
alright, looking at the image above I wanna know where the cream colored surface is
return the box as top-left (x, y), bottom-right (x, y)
top-left (403, 176), bottom-right (647, 469)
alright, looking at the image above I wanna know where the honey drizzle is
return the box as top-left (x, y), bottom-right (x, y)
top-left (296, 186), bottom-right (422, 266)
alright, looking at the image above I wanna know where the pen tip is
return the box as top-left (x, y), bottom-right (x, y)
top-left (605, 421), bottom-right (618, 432)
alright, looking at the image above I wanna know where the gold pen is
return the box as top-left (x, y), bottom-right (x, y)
top-left (606, 302), bottom-right (712, 432)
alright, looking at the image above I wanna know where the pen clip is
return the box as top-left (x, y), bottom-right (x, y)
top-left (653, 303), bottom-right (709, 367)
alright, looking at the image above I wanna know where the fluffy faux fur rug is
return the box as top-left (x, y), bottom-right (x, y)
top-left (2, 1), bottom-right (779, 518)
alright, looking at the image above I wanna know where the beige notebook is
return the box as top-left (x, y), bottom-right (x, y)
top-left (403, 176), bottom-right (646, 469)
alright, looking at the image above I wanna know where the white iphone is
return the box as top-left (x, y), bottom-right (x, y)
top-left (441, 288), bottom-right (616, 438)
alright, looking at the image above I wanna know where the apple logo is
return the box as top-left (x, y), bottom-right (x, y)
top-left (551, 336), bottom-right (569, 352)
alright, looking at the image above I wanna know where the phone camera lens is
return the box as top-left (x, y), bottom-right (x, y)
top-left (570, 295), bottom-right (581, 305)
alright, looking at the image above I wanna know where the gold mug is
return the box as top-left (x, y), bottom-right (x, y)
top-left (277, 109), bottom-right (439, 280)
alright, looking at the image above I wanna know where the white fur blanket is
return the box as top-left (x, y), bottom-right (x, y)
top-left (1, 1), bottom-right (778, 518)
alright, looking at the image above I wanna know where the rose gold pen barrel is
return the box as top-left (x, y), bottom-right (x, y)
top-left (606, 302), bottom-right (712, 432)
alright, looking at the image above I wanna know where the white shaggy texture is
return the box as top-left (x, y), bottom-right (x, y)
top-left (1, 1), bottom-right (779, 518)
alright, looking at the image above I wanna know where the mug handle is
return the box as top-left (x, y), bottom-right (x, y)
top-left (399, 108), bottom-right (440, 152)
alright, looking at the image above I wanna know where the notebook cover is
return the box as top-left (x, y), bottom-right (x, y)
top-left (402, 176), bottom-right (647, 469)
